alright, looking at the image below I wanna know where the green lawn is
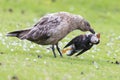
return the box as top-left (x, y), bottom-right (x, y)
top-left (0, 0), bottom-right (120, 80)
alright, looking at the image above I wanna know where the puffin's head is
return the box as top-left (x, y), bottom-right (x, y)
top-left (90, 33), bottom-right (100, 44)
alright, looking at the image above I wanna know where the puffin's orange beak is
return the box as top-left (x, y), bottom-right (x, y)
top-left (96, 33), bottom-right (100, 39)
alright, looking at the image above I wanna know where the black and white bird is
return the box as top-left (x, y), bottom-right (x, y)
top-left (62, 33), bottom-right (100, 56)
top-left (7, 12), bottom-right (95, 57)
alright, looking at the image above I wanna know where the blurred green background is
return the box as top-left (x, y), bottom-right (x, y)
top-left (0, 0), bottom-right (120, 80)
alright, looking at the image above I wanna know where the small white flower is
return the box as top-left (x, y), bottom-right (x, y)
top-left (33, 59), bottom-right (37, 62)
top-left (11, 49), bottom-right (14, 52)
top-left (107, 51), bottom-right (111, 56)
top-left (0, 33), bottom-right (3, 37)
top-left (91, 55), bottom-right (94, 58)
top-left (36, 50), bottom-right (40, 53)
top-left (25, 58), bottom-right (30, 61)
top-left (80, 56), bottom-right (84, 59)
top-left (30, 45), bottom-right (34, 48)
top-left (93, 61), bottom-right (99, 69)
top-left (44, 61), bottom-right (47, 64)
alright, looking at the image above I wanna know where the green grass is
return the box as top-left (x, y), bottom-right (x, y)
top-left (0, 0), bottom-right (120, 80)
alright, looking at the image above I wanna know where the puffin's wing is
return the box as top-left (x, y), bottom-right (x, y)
top-left (64, 35), bottom-right (83, 48)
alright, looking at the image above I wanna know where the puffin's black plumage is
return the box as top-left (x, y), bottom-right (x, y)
top-left (63, 33), bottom-right (100, 56)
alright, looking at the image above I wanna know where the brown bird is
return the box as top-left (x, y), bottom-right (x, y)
top-left (7, 12), bottom-right (95, 57)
